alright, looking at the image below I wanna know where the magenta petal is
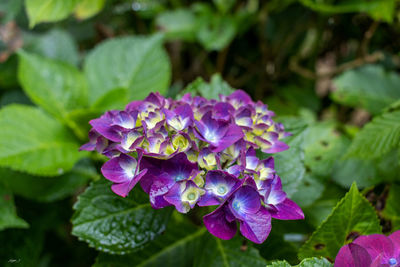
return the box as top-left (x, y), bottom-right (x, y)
top-left (239, 206), bottom-right (271, 244)
top-left (101, 154), bottom-right (136, 183)
top-left (334, 245), bottom-right (356, 267)
top-left (203, 206), bottom-right (237, 240)
top-left (349, 243), bottom-right (373, 267)
top-left (389, 230), bottom-right (400, 257)
top-left (270, 198), bottom-right (304, 220)
top-left (354, 234), bottom-right (394, 261)
top-left (110, 169), bottom-right (147, 197)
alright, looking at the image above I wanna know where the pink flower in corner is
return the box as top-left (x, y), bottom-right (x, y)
top-left (334, 230), bottom-right (400, 267)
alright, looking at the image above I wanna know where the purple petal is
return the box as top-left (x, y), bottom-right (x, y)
top-left (90, 115), bottom-right (122, 142)
top-left (239, 206), bottom-right (271, 244)
top-left (125, 100), bottom-right (144, 112)
top-left (163, 183), bottom-right (185, 212)
top-left (111, 170), bottom-right (146, 198)
top-left (210, 124), bottom-right (244, 153)
top-left (149, 175), bottom-right (175, 209)
top-left (111, 111), bottom-right (136, 129)
top-left (212, 102), bottom-right (234, 121)
top-left (270, 198), bottom-right (304, 220)
top-left (195, 112), bottom-right (229, 147)
top-left (262, 176), bottom-right (286, 205)
top-left (101, 154), bottom-right (138, 183)
top-left (203, 205), bottom-right (237, 240)
top-left (101, 154), bottom-right (147, 197)
top-left (262, 140), bottom-right (290, 154)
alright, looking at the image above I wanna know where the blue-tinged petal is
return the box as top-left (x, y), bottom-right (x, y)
top-left (198, 170), bottom-right (241, 206)
top-left (229, 185), bottom-right (261, 219)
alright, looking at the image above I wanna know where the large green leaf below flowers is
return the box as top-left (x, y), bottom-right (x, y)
top-left (94, 214), bottom-right (204, 267)
top-left (71, 180), bottom-right (172, 255)
top-left (298, 183), bottom-right (382, 261)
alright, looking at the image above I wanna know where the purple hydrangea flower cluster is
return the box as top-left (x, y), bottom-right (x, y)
top-left (335, 231), bottom-right (400, 266)
top-left (81, 90), bottom-right (304, 243)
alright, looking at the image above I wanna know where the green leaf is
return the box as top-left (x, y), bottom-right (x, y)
top-left (71, 180), bottom-right (172, 254)
top-left (299, 0), bottom-right (396, 22)
top-left (197, 13), bottom-right (236, 51)
top-left (94, 214), bottom-right (205, 267)
top-left (332, 158), bottom-right (379, 188)
top-left (0, 104), bottom-right (84, 176)
top-left (275, 127), bottom-right (307, 197)
top-left (267, 257), bottom-right (332, 267)
top-left (0, 161), bottom-right (95, 202)
top-left (0, 90), bottom-right (31, 107)
top-left (91, 88), bottom-right (129, 111)
top-left (156, 9), bottom-right (198, 41)
top-left (74, 0), bottom-right (106, 20)
top-left (346, 111), bottom-right (400, 159)
top-left (17, 51), bottom-right (88, 120)
top-left (332, 65), bottom-right (400, 115)
top-left (290, 173), bottom-right (324, 208)
top-left (25, 29), bottom-right (79, 66)
top-left (214, 0), bottom-right (236, 13)
top-left (382, 184), bottom-right (400, 230)
top-left (0, 184), bottom-right (28, 231)
top-left (298, 183), bottom-right (382, 260)
top-left (193, 235), bottom-right (266, 267)
top-left (25, 0), bottom-right (79, 28)
top-left (0, 0), bottom-right (22, 23)
top-left (84, 34), bottom-right (171, 107)
top-left (303, 122), bottom-right (349, 177)
top-left (180, 73), bottom-right (234, 100)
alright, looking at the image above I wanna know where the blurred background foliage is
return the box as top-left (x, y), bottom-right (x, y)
top-left (1, 0), bottom-right (400, 266)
